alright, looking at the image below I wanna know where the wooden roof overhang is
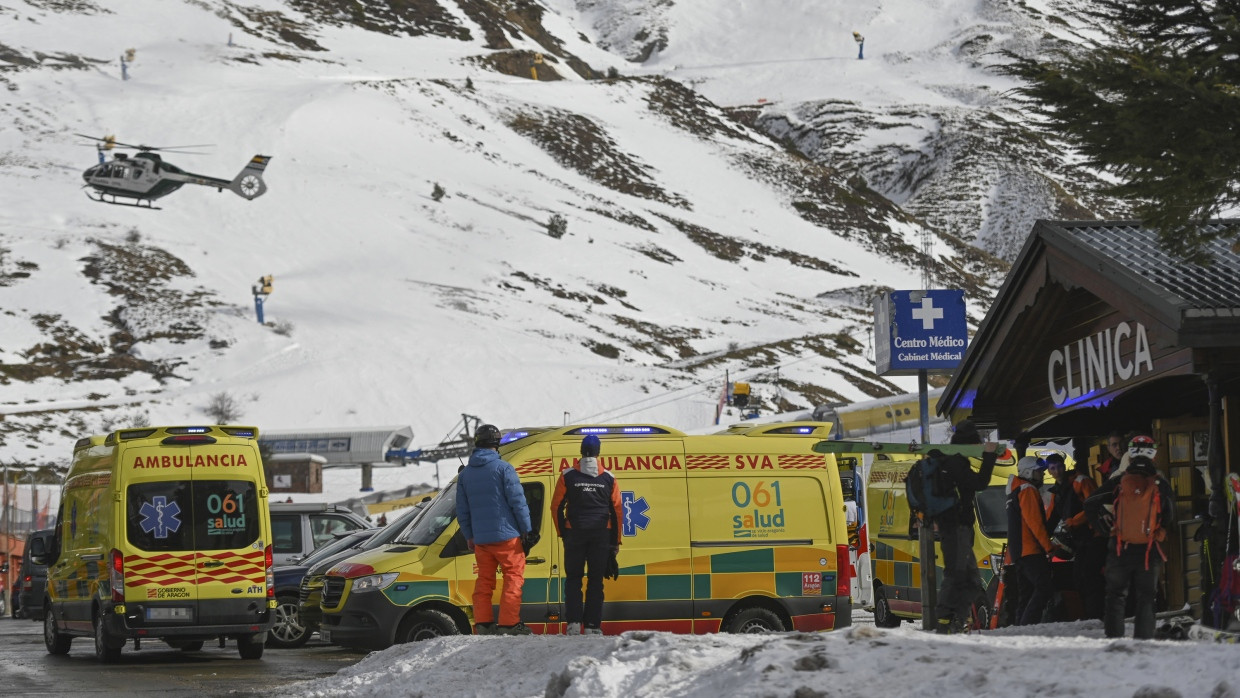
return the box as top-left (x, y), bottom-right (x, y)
top-left (940, 220), bottom-right (1240, 439)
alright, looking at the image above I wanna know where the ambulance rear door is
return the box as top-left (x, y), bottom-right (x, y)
top-left (188, 440), bottom-right (268, 624)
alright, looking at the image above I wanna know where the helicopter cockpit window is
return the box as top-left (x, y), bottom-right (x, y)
top-left (131, 168), bottom-right (142, 179)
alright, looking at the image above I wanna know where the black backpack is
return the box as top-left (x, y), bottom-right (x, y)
top-left (906, 456), bottom-right (959, 518)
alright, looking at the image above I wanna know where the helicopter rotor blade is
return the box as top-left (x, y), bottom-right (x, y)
top-left (73, 134), bottom-right (214, 152)
top-left (146, 144), bottom-right (215, 150)
top-left (144, 148), bottom-right (212, 155)
top-left (74, 133), bottom-right (142, 150)
top-left (126, 143), bottom-right (215, 152)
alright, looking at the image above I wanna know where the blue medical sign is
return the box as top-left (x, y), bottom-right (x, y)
top-left (874, 289), bottom-right (968, 375)
top-left (139, 496), bottom-right (183, 539)
top-left (621, 491), bottom-right (650, 537)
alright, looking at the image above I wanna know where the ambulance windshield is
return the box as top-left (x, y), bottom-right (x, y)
top-left (975, 485), bottom-right (1008, 538)
top-left (396, 481), bottom-right (457, 546)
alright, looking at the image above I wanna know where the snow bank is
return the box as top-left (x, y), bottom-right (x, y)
top-left (294, 620), bottom-right (1237, 698)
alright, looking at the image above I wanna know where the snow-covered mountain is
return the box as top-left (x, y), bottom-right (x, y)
top-left (0, 0), bottom-right (1124, 466)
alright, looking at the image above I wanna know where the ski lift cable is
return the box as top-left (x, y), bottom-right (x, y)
top-left (575, 352), bottom-right (820, 423)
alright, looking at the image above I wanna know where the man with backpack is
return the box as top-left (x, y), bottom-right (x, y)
top-left (906, 418), bottom-right (999, 633)
top-left (1084, 435), bottom-right (1174, 639)
top-left (551, 434), bottom-right (623, 635)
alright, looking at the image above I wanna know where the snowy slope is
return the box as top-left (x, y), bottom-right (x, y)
top-left (570, 0), bottom-right (1132, 259)
top-left (0, 0), bottom-right (1104, 466)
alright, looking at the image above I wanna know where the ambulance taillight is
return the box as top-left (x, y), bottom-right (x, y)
top-left (265, 544), bottom-right (275, 598)
top-left (835, 544), bottom-right (851, 598)
top-left (110, 548), bottom-right (125, 602)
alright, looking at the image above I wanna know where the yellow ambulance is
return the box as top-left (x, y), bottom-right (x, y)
top-left (318, 422), bottom-right (851, 649)
top-left (865, 452), bottom-right (1015, 629)
top-left (36, 426), bottom-right (275, 661)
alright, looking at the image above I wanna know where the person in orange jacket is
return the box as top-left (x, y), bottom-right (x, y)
top-left (1007, 456), bottom-right (1055, 625)
top-left (1045, 453), bottom-right (1104, 619)
top-left (551, 434), bottom-right (623, 635)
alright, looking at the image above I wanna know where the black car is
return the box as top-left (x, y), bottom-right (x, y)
top-left (297, 501), bottom-right (432, 644)
top-left (268, 528), bottom-right (378, 648)
top-left (15, 528), bottom-right (55, 620)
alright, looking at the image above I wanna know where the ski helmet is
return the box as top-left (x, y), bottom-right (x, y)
top-left (1128, 435), bottom-right (1157, 460)
top-left (475, 424), bottom-right (502, 449)
top-left (1017, 456), bottom-right (1046, 481)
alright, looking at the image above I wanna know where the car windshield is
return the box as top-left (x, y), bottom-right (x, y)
top-left (975, 485), bottom-right (1008, 538)
top-left (362, 502), bottom-right (431, 550)
top-left (298, 529), bottom-right (375, 568)
top-left (395, 482), bottom-right (457, 546)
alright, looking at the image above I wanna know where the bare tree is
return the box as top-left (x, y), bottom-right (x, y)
top-left (205, 391), bottom-right (242, 423)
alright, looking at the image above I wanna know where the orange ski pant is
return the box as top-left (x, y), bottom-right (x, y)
top-left (472, 537), bottom-right (526, 626)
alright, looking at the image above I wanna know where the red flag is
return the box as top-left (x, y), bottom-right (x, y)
top-left (37, 497), bottom-right (51, 529)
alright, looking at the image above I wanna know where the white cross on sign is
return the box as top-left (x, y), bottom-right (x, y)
top-left (911, 296), bottom-right (943, 330)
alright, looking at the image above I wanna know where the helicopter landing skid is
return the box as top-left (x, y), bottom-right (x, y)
top-left (85, 190), bottom-right (161, 210)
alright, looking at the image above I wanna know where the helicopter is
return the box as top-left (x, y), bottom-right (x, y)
top-left (78, 134), bottom-right (271, 209)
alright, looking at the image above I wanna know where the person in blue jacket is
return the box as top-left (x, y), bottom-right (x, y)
top-left (456, 423), bottom-right (536, 635)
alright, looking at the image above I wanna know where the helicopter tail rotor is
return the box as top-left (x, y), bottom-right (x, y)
top-left (228, 155), bottom-right (272, 200)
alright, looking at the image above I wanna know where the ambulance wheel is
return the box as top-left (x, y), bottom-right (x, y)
top-left (396, 609), bottom-right (458, 643)
top-left (267, 595), bottom-right (311, 648)
top-left (93, 612), bottom-right (122, 663)
top-left (725, 606), bottom-right (786, 633)
top-left (873, 588), bottom-right (902, 628)
top-left (44, 607), bottom-right (72, 655)
top-left (237, 633), bottom-right (265, 659)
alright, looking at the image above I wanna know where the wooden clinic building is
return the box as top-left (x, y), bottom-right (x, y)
top-left (939, 219), bottom-right (1240, 620)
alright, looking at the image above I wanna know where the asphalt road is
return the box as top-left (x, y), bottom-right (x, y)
top-left (0, 615), bottom-right (368, 697)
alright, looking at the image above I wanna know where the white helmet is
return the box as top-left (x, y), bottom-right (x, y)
top-left (1017, 456), bottom-right (1046, 481)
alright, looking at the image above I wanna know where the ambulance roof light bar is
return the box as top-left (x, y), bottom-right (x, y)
top-left (725, 422), bottom-right (831, 436)
top-left (564, 425), bottom-right (672, 436)
top-left (500, 430), bottom-right (531, 445)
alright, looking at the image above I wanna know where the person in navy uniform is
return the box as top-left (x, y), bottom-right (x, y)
top-left (551, 435), bottom-right (623, 635)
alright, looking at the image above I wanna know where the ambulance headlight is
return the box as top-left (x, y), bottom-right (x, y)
top-left (352, 573), bottom-right (398, 593)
